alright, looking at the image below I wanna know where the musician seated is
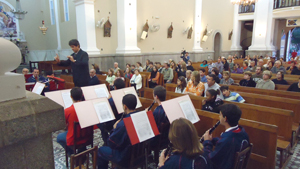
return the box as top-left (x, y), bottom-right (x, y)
top-left (151, 86), bottom-right (169, 131)
top-left (27, 69), bottom-right (50, 92)
top-left (97, 79), bottom-right (125, 145)
top-left (220, 86), bottom-right (245, 103)
top-left (89, 69), bottom-right (100, 86)
top-left (158, 118), bottom-right (210, 169)
top-left (203, 104), bottom-right (249, 169)
top-left (22, 68), bottom-right (29, 75)
top-left (202, 89), bottom-right (224, 113)
top-left (97, 94), bottom-right (139, 169)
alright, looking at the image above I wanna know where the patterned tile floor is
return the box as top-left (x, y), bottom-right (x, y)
top-left (53, 129), bottom-right (300, 169)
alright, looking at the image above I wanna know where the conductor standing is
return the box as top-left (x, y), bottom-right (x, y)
top-left (55, 39), bottom-right (90, 87)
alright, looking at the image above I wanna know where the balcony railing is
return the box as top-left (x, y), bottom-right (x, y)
top-left (239, 4), bottom-right (255, 14)
top-left (274, 0), bottom-right (300, 9)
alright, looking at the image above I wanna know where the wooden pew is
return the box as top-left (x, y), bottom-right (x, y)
top-left (231, 73), bottom-right (298, 85)
top-left (139, 97), bottom-right (278, 169)
top-left (60, 74), bottom-right (73, 83)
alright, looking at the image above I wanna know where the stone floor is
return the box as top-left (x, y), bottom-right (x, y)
top-left (53, 129), bottom-right (300, 169)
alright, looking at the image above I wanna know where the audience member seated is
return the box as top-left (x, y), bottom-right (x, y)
top-left (106, 68), bottom-right (116, 90)
top-left (181, 52), bottom-right (190, 64)
top-left (248, 61), bottom-right (256, 72)
top-left (220, 86), bottom-right (245, 103)
top-left (170, 60), bottom-right (177, 72)
top-left (124, 67), bottom-right (133, 79)
top-left (27, 69), bottom-right (50, 92)
top-left (202, 89), bottom-right (224, 113)
top-left (257, 59), bottom-right (266, 71)
top-left (239, 71), bottom-right (256, 87)
top-left (203, 104), bottom-right (249, 169)
top-left (228, 59), bottom-right (234, 72)
top-left (287, 77), bottom-right (300, 92)
top-left (187, 60), bottom-right (195, 71)
top-left (204, 74), bottom-right (223, 100)
top-left (57, 88), bottom-right (87, 156)
top-left (231, 64), bottom-right (243, 74)
top-left (266, 61), bottom-right (274, 71)
top-left (89, 69), bottom-right (100, 86)
top-left (136, 62), bottom-right (143, 72)
top-left (114, 69), bottom-right (125, 81)
top-left (97, 79), bottom-right (125, 146)
top-left (176, 62), bottom-right (187, 77)
top-left (113, 62), bottom-right (120, 74)
top-left (220, 71), bottom-right (234, 85)
top-left (207, 59), bottom-right (216, 74)
top-left (256, 70), bottom-right (275, 90)
top-left (22, 68), bottom-right (29, 75)
top-left (161, 63), bottom-right (174, 84)
top-left (185, 71), bottom-right (205, 96)
top-left (92, 64), bottom-right (102, 75)
top-left (158, 118), bottom-right (210, 169)
top-left (211, 68), bottom-right (221, 84)
top-left (97, 94), bottom-right (139, 169)
top-left (223, 58), bottom-right (229, 71)
top-left (215, 58), bottom-right (223, 73)
top-left (130, 65), bottom-right (136, 73)
top-left (130, 69), bottom-right (142, 91)
top-left (175, 76), bottom-right (187, 94)
top-left (291, 63), bottom-right (300, 75)
top-left (252, 66), bottom-right (263, 83)
top-left (199, 68), bottom-right (207, 83)
top-left (147, 62), bottom-right (154, 72)
top-left (186, 70), bottom-right (192, 83)
top-left (125, 63), bottom-right (131, 71)
top-left (242, 61), bottom-right (251, 72)
top-left (286, 61), bottom-right (297, 72)
top-left (272, 71), bottom-right (288, 85)
top-left (156, 62), bottom-right (163, 73)
top-left (271, 60), bottom-right (286, 74)
top-left (144, 59), bottom-right (150, 70)
top-left (148, 66), bottom-right (160, 88)
top-left (200, 60), bottom-right (208, 67)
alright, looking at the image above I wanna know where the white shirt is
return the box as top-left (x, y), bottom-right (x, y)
top-left (225, 125), bottom-right (239, 133)
top-left (204, 83), bottom-right (224, 100)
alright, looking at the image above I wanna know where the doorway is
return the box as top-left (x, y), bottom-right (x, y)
top-left (214, 32), bottom-right (221, 60)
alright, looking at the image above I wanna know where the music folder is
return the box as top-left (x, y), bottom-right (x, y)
top-left (73, 98), bottom-right (115, 128)
top-left (81, 84), bottom-right (109, 100)
top-left (161, 95), bottom-right (200, 124)
top-left (123, 110), bottom-right (159, 145)
top-left (31, 82), bottom-right (45, 95)
top-left (45, 89), bottom-right (73, 109)
top-left (110, 87), bottom-right (142, 114)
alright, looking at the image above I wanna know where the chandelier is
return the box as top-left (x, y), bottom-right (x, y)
top-left (11, 0), bottom-right (27, 20)
top-left (231, 0), bottom-right (258, 6)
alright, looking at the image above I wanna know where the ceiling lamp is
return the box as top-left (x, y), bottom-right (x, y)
top-left (231, 0), bottom-right (258, 6)
top-left (11, 0), bottom-right (27, 20)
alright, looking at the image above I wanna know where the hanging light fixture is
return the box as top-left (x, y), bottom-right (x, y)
top-left (11, 0), bottom-right (28, 20)
top-left (231, 0), bottom-right (258, 6)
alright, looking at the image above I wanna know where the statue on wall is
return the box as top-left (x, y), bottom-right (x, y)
top-left (187, 25), bottom-right (193, 39)
top-left (228, 30), bottom-right (233, 40)
top-left (143, 20), bottom-right (149, 38)
top-left (167, 22), bottom-right (173, 38)
top-left (104, 17), bottom-right (112, 37)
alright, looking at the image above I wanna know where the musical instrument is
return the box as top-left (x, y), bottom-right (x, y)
top-left (147, 101), bottom-right (155, 111)
top-left (200, 121), bottom-right (220, 143)
top-left (164, 143), bottom-right (173, 157)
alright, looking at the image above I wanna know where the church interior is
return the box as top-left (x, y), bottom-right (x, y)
top-left (1, 0), bottom-right (300, 169)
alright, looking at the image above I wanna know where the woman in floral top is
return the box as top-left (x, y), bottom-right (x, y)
top-left (185, 71), bottom-right (205, 96)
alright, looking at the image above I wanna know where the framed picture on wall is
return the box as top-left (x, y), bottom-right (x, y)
top-left (0, 1), bottom-right (18, 39)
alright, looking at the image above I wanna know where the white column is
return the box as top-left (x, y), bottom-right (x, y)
top-left (248, 0), bottom-right (275, 51)
top-left (73, 0), bottom-right (100, 55)
top-left (116, 0), bottom-right (141, 54)
top-left (230, 5), bottom-right (242, 51)
top-left (54, 0), bottom-right (61, 50)
top-left (192, 0), bottom-right (203, 52)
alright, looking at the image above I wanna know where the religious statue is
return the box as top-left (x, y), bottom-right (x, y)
top-left (228, 30), bottom-right (233, 40)
top-left (167, 22), bottom-right (173, 38)
top-left (187, 25), bottom-right (193, 39)
top-left (104, 17), bottom-right (112, 37)
top-left (143, 20), bottom-right (149, 38)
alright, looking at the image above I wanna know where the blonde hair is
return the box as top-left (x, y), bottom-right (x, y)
top-left (223, 71), bottom-right (231, 77)
top-left (192, 71), bottom-right (201, 86)
top-left (181, 62), bottom-right (187, 72)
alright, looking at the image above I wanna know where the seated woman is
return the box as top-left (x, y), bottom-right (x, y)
top-left (266, 61), bottom-right (274, 71)
top-left (231, 64), bottom-right (244, 74)
top-left (124, 67), bottom-right (133, 79)
top-left (148, 66), bottom-right (160, 88)
top-left (170, 60), bottom-right (177, 71)
top-left (242, 61), bottom-right (251, 71)
top-left (185, 71), bottom-right (205, 96)
top-left (272, 71), bottom-right (288, 85)
top-left (115, 69), bottom-right (125, 81)
top-left (228, 59), bottom-right (234, 72)
top-left (239, 71), bottom-right (256, 87)
top-left (287, 77), bottom-right (300, 92)
top-left (177, 62), bottom-right (187, 77)
top-left (202, 89), bottom-right (224, 113)
top-left (187, 60), bottom-right (195, 71)
top-left (130, 69), bottom-right (142, 91)
top-left (92, 64), bottom-right (102, 74)
top-left (220, 71), bottom-right (234, 85)
top-left (136, 62), bottom-right (144, 72)
top-left (175, 76), bottom-right (187, 94)
top-left (158, 118), bottom-right (210, 169)
top-left (200, 60), bottom-right (208, 67)
top-left (106, 68), bottom-right (116, 90)
top-left (211, 68), bottom-right (221, 84)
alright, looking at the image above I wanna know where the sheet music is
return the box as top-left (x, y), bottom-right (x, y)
top-left (124, 90), bottom-right (142, 108)
top-left (34, 85), bottom-right (44, 95)
top-left (94, 87), bottom-right (108, 98)
top-left (179, 100), bottom-right (199, 124)
top-left (93, 101), bottom-right (115, 123)
top-left (61, 92), bottom-right (73, 108)
top-left (131, 111), bottom-right (155, 142)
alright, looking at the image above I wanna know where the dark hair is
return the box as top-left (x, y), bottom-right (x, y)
top-left (219, 104), bottom-right (242, 126)
top-left (165, 63), bottom-right (170, 67)
top-left (71, 87), bottom-right (83, 101)
top-left (126, 63), bottom-right (131, 67)
top-left (207, 74), bottom-right (217, 82)
top-left (69, 39), bottom-right (80, 47)
top-left (220, 85), bottom-right (229, 92)
top-left (46, 71), bottom-right (53, 76)
top-left (188, 60), bottom-right (192, 65)
top-left (137, 62), bottom-right (142, 67)
top-left (199, 68), bottom-right (206, 73)
top-left (154, 86), bottom-right (166, 101)
top-left (131, 65), bottom-right (136, 68)
top-left (156, 62), bottom-right (161, 65)
top-left (207, 89), bottom-right (220, 101)
top-left (149, 62), bottom-right (153, 65)
top-left (203, 60), bottom-right (207, 65)
top-left (114, 78), bottom-right (125, 89)
top-left (212, 68), bottom-right (219, 76)
top-left (93, 63), bottom-right (100, 71)
top-left (277, 71), bottom-right (284, 79)
top-left (122, 94), bottom-right (137, 110)
top-left (116, 69), bottom-right (124, 77)
top-left (177, 76), bottom-right (187, 93)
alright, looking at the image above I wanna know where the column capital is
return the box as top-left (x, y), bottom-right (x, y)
top-left (73, 0), bottom-right (95, 6)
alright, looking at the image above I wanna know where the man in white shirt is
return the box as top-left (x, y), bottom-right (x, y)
top-left (204, 74), bottom-right (223, 100)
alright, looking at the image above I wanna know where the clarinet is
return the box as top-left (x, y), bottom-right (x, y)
top-left (200, 121), bottom-right (220, 143)
top-left (164, 143), bottom-right (173, 157)
top-left (147, 101), bottom-right (155, 111)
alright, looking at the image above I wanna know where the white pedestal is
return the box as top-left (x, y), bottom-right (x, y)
top-left (0, 73), bottom-right (26, 102)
